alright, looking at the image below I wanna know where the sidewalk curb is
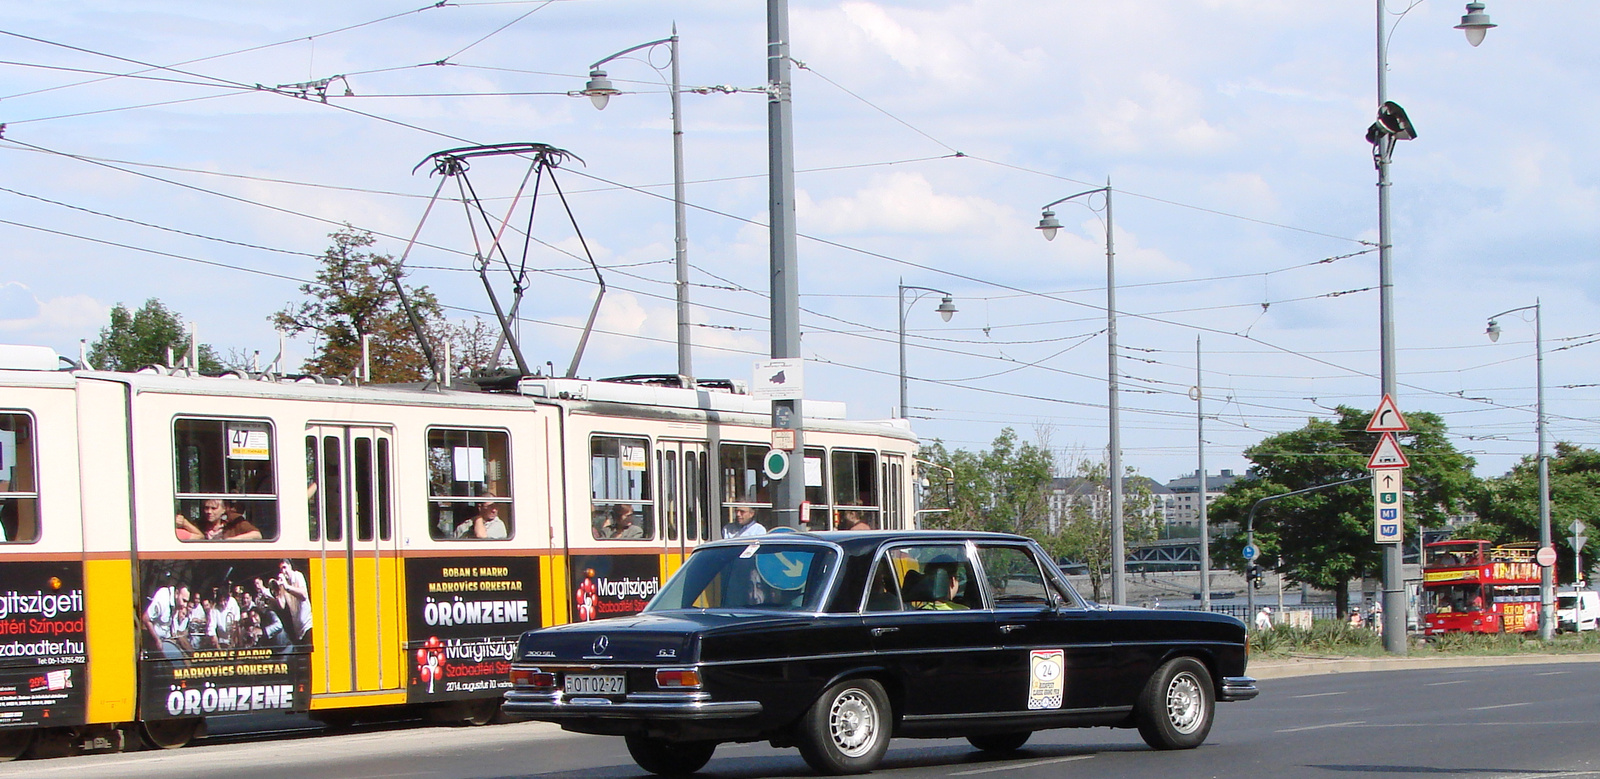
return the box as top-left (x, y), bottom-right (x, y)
top-left (1249, 652), bottom-right (1600, 680)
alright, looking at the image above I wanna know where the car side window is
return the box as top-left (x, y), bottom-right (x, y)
top-left (977, 545), bottom-right (1055, 609)
top-left (863, 559), bottom-right (903, 612)
top-left (883, 545), bottom-right (981, 611)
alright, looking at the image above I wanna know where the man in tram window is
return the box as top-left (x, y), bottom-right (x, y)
top-left (454, 495), bottom-right (509, 540)
top-left (608, 504), bottom-right (644, 539)
top-left (176, 498), bottom-right (226, 540)
top-left (213, 500), bottom-right (263, 540)
top-left (836, 509), bottom-right (871, 531)
top-left (722, 506), bottom-right (767, 539)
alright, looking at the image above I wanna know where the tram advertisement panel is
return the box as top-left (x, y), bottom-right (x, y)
top-left (137, 559), bottom-right (312, 720)
top-left (405, 557), bottom-right (540, 702)
top-left (0, 561), bottom-right (87, 728)
top-left (571, 554), bottom-right (662, 622)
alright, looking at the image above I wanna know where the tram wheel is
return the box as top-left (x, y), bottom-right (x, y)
top-left (429, 699), bottom-right (501, 726)
top-left (459, 698), bottom-right (500, 726)
top-left (140, 718), bottom-right (201, 750)
top-left (0, 727), bottom-right (34, 761)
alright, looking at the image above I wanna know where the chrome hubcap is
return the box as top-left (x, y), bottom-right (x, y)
top-left (829, 689), bottom-right (879, 757)
top-left (1166, 671), bottom-right (1204, 734)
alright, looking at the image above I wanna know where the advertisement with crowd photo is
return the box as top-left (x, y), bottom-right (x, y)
top-left (571, 554), bottom-right (661, 622)
top-left (404, 557), bottom-right (540, 703)
top-left (137, 558), bottom-right (312, 720)
top-left (0, 561), bottom-right (87, 728)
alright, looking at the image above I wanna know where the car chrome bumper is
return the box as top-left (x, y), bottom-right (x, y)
top-left (501, 691), bottom-right (763, 720)
top-left (1219, 676), bottom-right (1258, 702)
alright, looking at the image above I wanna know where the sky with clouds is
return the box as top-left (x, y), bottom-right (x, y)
top-left (2, 0), bottom-right (1596, 484)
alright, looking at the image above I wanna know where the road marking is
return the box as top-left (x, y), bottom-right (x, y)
top-left (951, 755), bottom-right (1094, 775)
top-left (1535, 671), bottom-right (1569, 676)
top-left (1426, 680), bottom-right (1469, 686)
top-left (1276, 720), bottom-right (1364, 733)
top-left (1469, 702), bottom-right (1533, 711)
top-left (1291, 691), bottom-right (1347, 698)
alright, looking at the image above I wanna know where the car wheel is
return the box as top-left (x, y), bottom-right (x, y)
top-left (624, 735), bottom-right (716, 776)
top-left (1135, 657), bottom-right (1214, 750)
top-left (966, 731), bottom-right (1031, 752)
top-left (797, 678), bottom-right (892, 775)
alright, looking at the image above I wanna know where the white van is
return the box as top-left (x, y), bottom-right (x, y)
top-left (1556, 590), bottom-right (1600, 632)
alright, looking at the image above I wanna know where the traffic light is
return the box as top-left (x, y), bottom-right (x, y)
top-left (1247, 564), bottom-right (1263, 589)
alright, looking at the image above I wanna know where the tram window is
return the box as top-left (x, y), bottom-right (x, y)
top-left (322, 435), bottom-right (342, 542)
top-left (377, 438), bottom-right (393, 541)
top-left (173, 418), bottom-right (278, 541)
top-left (663, 450), bottom-right (679, 542)
top-left (804, 447), bottom-right (828, 530)
top-left (686, 450), bottom-right (705, 542)
top-left (427, 428), bottom-right (513, 541)
top-left (0, 413), bottom-right (39, 543)
top-left (831, 450), bottom-right (879, 529)
top-left (591, 436), bottom-right (652, 540)
top-left (884, 455), bottom-right (905, 529)
top-left (304, 436), bottom-right (320, 542)
top-left (354, 437), bottom-right (375, 541)
top-left (719, 443), bottom-right (772, 532)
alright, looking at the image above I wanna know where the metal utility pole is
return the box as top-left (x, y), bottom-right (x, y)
top-left (766, 0), bottom-right (803, 528)
top-left (1374, 0), bottom-right (1407, 655)
top-left (1196, 336), bottom-right (1210, 611)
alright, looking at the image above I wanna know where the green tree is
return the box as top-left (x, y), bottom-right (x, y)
top-left (920, 428), bottom-right (1054, 535)
top-left (87, 298), bottom-right (221, 372)
top-left (1034, 459), bottom-right (1162, 602)
top-left (272, 227), bottom-right (444, 383)
top-left (1208, 406), bottom-right (1477, 615)
top-left (1475, 442), bottom-right (1600, 577)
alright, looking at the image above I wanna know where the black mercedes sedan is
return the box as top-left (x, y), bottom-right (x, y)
top-left (503, 531), bottom-right (1257, 776)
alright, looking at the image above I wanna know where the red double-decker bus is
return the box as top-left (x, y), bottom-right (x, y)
top-left (1422, 540), bottom-right (1545, 635)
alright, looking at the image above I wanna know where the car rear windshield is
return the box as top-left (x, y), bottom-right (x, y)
top-left (647, 543), bottom-right (838, 613)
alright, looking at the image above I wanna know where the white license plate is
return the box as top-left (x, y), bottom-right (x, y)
top-left (565, 673), bottom-right (625, 695)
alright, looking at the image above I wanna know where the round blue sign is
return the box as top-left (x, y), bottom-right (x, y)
top-left (755, 551), bottom-right (809, 591)
top-left (1242, 543), bottom-right (1259, 561)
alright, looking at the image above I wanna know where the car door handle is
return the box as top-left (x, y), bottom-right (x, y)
top-left (871, 627), bottom-right (899, 636)
top-left (999, 624), bottom-right (1025, 634)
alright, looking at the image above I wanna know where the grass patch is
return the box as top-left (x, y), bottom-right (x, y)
top-left (1250, 620), bottom-right (1600, 658)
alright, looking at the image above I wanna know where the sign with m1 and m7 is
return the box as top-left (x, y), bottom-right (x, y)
top-left (1367, 396), bottom-right (1410, 544)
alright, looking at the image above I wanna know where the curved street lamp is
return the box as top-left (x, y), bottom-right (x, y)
top-left (1486, 300), bottom-right (1551, 640)
top-left (1036, 181), bottom-right (1126, 606)
top-left (1371, 0), bottom-right (1495, 654)
top-left (898, 281), bottom-right (956, 419)
top-left (578, 30), bottom-right (693, 382)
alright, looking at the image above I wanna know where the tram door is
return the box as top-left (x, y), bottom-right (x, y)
top-left (305, 425), bottom-right (402, 696)
top-left (657, 442), bottom-right (709, 565)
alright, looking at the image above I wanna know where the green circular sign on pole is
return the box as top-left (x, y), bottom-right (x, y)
top-left (763, 448), bottom-right (790, 481)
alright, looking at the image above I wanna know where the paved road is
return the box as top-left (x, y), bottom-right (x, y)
top-left (4, 656), bottom-right (1599, 779)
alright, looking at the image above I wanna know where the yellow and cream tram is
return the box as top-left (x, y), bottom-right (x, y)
top-left (0, 344), bottom-right (918, 756)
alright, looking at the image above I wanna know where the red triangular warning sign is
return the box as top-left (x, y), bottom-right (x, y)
top-left (1366, 395), bottom-right (1409, 432)
top-left (1367, 432), bottom-right (1410, 469)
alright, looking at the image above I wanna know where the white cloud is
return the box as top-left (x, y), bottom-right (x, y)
top-left (798, 172), bottom-right (1011, 236)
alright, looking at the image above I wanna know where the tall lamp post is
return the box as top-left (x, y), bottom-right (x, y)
top-left (898, 281), bottom-right (957, 419)
top-left (1487, 301), bottom-right (1551, 640)
top-left (1037, 181), bottom-right (1125, 605)
top-left (580, 28), bottom-right (694, 382)
top-left (1369, 0), bottom-right (1496, 653)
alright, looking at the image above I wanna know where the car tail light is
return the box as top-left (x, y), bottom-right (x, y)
top-left (655, 668), bottom-right (702, 689)
top-left (510, 667), bottom-right (556, 690)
